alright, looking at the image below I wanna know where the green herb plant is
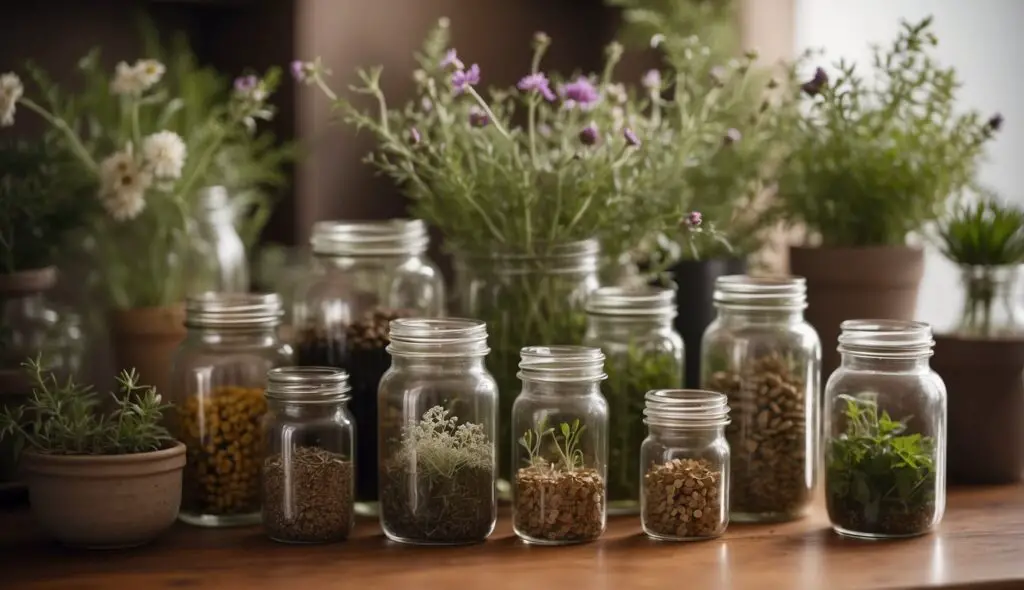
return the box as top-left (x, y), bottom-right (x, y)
top-left (609, 0), bottom-right (739, 57)
top-left (826, 394), bottom-right (937, 536)
top-left (518, 417), bottom-right (587, 474)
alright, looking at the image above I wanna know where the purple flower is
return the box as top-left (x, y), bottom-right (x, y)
top-left (723, 128), bottom-right (742, 146)
top-left (409, 127), bottom-right (422, 145)
top-left (451, 63), bottom-right (480, 94)
top-left (469, 106), bottom-right (490, 128)
top-left (684, 211), bottom-right (703, 228)
top-left (440, 49), bottom-right (464, 71)
top-left (579, 123), bottom-right (599, 146)
top-left (988, 113), bottom-right (1004, 132)
top-left (623, 127), bottom-right (640, 147)
top-left (641, 69), bottom-right (661, 91)
top-left (290, 60), bottom-right (306, 81)
top-left (517, 72), bottom-right (556, 102)
top-left (801, 67), bottom-right (829, 97)
top-left (559, 76), bottom-right (600, 110)
top-left (234, 75), bottom-right (258, 93)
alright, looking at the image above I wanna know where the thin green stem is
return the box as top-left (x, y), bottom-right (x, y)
top-left (465, 87), bottom-right (511, 141)
top-left (19, 98), bottom-right (98, 172)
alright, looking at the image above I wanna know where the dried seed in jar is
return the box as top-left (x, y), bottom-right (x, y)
top-left (514, 466), bottom-right (605, 543)
top-left (263, 447), bottom-right (354, 543)
top-left (643, 458), bottom-right (724, 540)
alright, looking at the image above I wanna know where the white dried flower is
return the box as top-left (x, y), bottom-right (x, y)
top-left (0, 72), bottom-right (23, 126)
top-left (134, 59), bottom-right (166, 88)
top-left (99, 149), bottom-right (152, 221)
top-left (110, 59), bottom-right (165, 96)
top-left (142, 130), bottom-right (187, 179)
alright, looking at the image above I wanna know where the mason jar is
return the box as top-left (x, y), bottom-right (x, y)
top-left (825, 320), bottom-right (947, 539)
top-left (377, 318), bottom-right (497, 545)
top-left (293, 219), bottom-right (445, 514)
top-left (511, 346), bottom-right (608, 545)
top-left (583, 285), bottom-right (683, 514)
top-left (262, 367), bottom-right (355, 544)
top-left (956, 265), bottom-right (1022, 337)
top-left (171, 292), bottom-right (293, 527)
top-left (701, 275), bottom-right (820, 522)
top-left (640, 389), bottom-right (730, 541)
top-left (183, 186), bottom-right (249, 296)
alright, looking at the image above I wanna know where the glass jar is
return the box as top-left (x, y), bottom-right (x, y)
top-left (262, 367), bottom-right (355, 544)
top-left (171, 292), bottom-right (293, 527)
top-left (701, 275), bottom-right (820, 522)
top-left (377, 318), bottom-right (497, 545)
top-left (640, 389), bottom-right (731, 541)
top-left (511, 346), bottom-right (608, 545)
top-left (583, 286), bottom-right (683, 514)
top-left (294, 219), bottom-right (445, 513)
top-left (824, 320), bottom-right (947, 539)
top-left (183, 186), bottom-right (249, 296)
top-left (956, 265), bottom-right (1021, 337)
top-left (455, 239), bottom-right (599, 489)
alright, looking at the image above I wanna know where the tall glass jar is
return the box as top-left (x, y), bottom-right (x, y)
top-left (455, 239), bottom-right (599, 489)
top-left (511, 346), bottom-right (608, 545)
top-left (701, 275), bottom-right (820, 522)
top-left (262, 367), bottom-right (355, 544)
top-left (583, 286), bottom-right (683, 514)
top-left (184, 186), bottom-right (249, 296)
top-left (293, 219), bottom-right (444, 514)
top-left (377, 318), bottom-right (497, 545)
top-left (825, 320), bottom-right (947, 539)
top-left (641, 389), bottom-right (731, 541)
top-left (171, 292), bottom-right (293, 527)
top-left (956, 265), bottom-right (1021, 337)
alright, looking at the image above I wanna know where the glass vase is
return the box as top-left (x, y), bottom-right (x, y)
top-left (183, 186), bottom-right (249, 296)
top-left (956, 265), bottom-right (1021, 338)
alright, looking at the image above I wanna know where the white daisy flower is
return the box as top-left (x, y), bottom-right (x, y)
top-left (99, 150), bottom-right (152, 221)
top-left (142, 131), bottom-right (187, 179)
top-left (110, 61), bottom-right (144, 96)
top-left (134, 59), bottom-right (165, 88)
top-left (0, 72), bottom-right (24, 127)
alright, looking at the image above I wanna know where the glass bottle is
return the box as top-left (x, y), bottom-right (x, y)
top-left (294, 219), bottom-right (445, 514)
top-left (640, 389), bottom-right (731, 541)
top-left (511, 346), bottom-right (608, 545)
top-left (701, 275), bottom-right (820, 522)
top-left (824, 320), bottom-right (947, 539)
top-left (377, 318), bottom-right (497, 545)
top-left (956, 265), bottom-right (1021, 337)
top-left (184, 186), bottom-right (249, 296)
top-left (170, 292), bottom-right (293, 527)
top-left (583, 285), bottom-right (683, 514)
top-left (262, 367), bottom-right (355, 544)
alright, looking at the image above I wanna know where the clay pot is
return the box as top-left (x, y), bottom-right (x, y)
top-left (21, 442), bottom-right (186, 548)
top-left (933, 334), bottom-right (1024, 484)
top-left (789, 246), bottom-right (924, 378)
top-left (109, 305), bottom-right (186, 399)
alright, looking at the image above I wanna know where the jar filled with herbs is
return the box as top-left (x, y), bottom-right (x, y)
top-left (640, 389), bottom-right (730, 541)
top-left (512, 346), bottom-right (608, 545)
top-left (701, 275), bottom-right (820, 522)
top-left (378, 318), bottom-right (497, 545)
top-left (825, 320), bottom-right (946, 539)
top-left (170, 292), bottom-right (293, 527)
top-left (583, 286), bottom-right (683, 514)
top-left (262, 367), bottom-right (354, 544)
top-left (293, 219), bottom-right (445, 514)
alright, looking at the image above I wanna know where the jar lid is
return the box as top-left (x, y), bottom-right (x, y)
top-left (310, 219), bottom-right (429, 256)
top-left (517, 345), bottom-right (607, 383)
top-left (643, 389), bottom-right (731, 428)
top-left (585, 285), bottom-right (676, 317)
top-left (265, 366), bottom-right (351, 402)
top-left (713, 275), bottom-right (807, 311)
top-left (185, 292), bottom-right (283, 328)
top-left (837, 319), bottom-right (934, 357)
top-left (387, 318), bottom-right (490, 358)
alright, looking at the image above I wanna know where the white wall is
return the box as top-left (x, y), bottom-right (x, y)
top-left (794, 0), bottom-right (1024, 331)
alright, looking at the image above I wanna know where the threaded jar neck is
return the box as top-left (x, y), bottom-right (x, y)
top-left (266, 366), bottom-right (351, 403)
top-left (837, 319), bottom-right (934, 359)
top-left (643, 389), bottom-right (730, 429)
top-left (585, 285), bottom-right (676, 319)
top-left (517, 345), bottom-right (607, 384)
top-left (310, 219), bottom-right (429, 257)
top-left (185, 292), bottom-right (282, 329)
top-left (386, 318), bottom-right (489, 358)
top-left (456, 239), bottom-right (599, 276)
top-left (713, 275), bottom-right (807, 312)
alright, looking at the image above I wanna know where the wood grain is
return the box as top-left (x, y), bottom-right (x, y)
top-left (2, 486), bottom-right (1024, 590)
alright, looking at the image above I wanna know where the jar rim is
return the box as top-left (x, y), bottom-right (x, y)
top-left (310, 219), bottom-right (428, 257)
top-left (585, 285), bottom-right (676, 317)
top-left (517, 345), bottom-right (607, 383)
top-left (713, 275), bottom-right (807, 311)
top-left (387, 317), bottom-right (490, 358)
top-left (643, 389), bottom-right (731, 428)
top-left (185, 292), bottom-right (282, 329)
top-left (266, 366), bottom-right (351, 402)
top-left (837, 319), bottom-right (934, 357)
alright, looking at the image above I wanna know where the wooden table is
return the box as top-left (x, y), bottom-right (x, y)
top-left (3, 486), bottom-right (1024, 590)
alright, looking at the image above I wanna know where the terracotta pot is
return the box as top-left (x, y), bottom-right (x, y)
top-left (109, 305), bottom-right (186, 399)
top-left (21, 441), bottom-right (186, 548)
top-left (933, 334), bottom-right (1024, 484)
top-left (789, 246), bottom-right (924, 378)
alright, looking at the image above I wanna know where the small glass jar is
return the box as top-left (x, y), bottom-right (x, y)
top-left (640, 390), bottom-right (731, 541)
top-left (294, 219), bottom-right (445, 513)
top-left (377, 318), bottom-right (497, 545)
top-left (262, 367), bottom-right (355, 544)
top-left (583, 286), bottom-right (683, 514)
top-left (183, 186), bottom-right (249, 296)
top-left (701, 275), bottom-right (820, 522)
top-left (824, 320), bottom-right (947, 539)
top-left (170, 292), bottom-right (293, 527)
top-left (511, 346), bottom-right (608, 545)
top-left (956, 265), bottom-right (1021, 337)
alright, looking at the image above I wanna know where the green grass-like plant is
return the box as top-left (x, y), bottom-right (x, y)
top-left (519, 417), bottom-right (587, 473)
top-left (939, 197), bottom-right (1024, 266)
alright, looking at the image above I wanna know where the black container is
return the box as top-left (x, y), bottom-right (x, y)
top-left (668, 257), bottom-right (747, 389)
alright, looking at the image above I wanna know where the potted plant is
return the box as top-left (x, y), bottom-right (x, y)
top-left (932, 197), bottom-right (1024, 483)
top-left (0, 357), bottom-right (184, 548)
top-left (775, 17), bottom-right (1002, 376)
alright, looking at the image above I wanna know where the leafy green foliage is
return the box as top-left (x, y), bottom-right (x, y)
top-left (939, 197), bottom-right (1024, 266)
top-left (518, 416), bottom-right (587, 473)
top-left (609, 0), bottom-right (738, 57)
top-left (0, 356), bottom-right (174, 456)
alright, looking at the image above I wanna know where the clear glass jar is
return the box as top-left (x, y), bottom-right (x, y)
top-left (956, 265), bottom-right (1021, 337)
top-left (701, 275), bottom-right (820, 522)
top-left (583, 286), bottom-right (683, 514)
top-left (377, 318), bottom-right (497, 545)
top-left (262, 367), bottom-right (355, 544)
top-left (170, 292), bottom-right (293, 527)
top-left (183, 186), bottom-right (249, 296)
top-left (455, 239), bottom-right (599, 489)
top-left (294, 219), bottom-right (445, 513)
top-left (511, 346), bottom-right (608, 545)
top-left (825, 320), bottom-right (947, 539)
top-left (641, 389), bottom-right (731, 541)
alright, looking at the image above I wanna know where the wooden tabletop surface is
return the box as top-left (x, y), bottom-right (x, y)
top-left (2, 485), bottom-right (1024, 590)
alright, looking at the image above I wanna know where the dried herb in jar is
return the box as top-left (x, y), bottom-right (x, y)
top-left (263, 446), bottom-right (354, 543)
top-left (643, 458), bottom-right (723, 539)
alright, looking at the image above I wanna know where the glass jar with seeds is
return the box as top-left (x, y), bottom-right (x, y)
top-left (262, 367), bottom-right (355, 544)
top-left (512, 346), bottom-right (609, 545)
top-left (583, 286), bottom-right (683, 514)
top-left (825, 320), bottom-right (947, 540)
top-left (170, 293), bottom-right (293, 527)
top-left (292, 219), bottom-right (445, 514)
top-left (701, 275), bottom-right (820, 523)
top-left (640, 390), bottom-right (731, 541)
top-left (378, 318), bottom-right (497, 545)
